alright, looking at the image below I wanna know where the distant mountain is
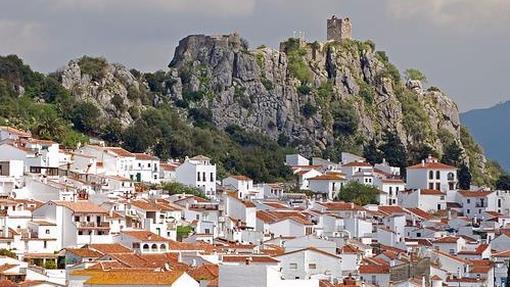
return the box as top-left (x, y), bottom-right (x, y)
top-left (461, 101), bottom-right (510, 171)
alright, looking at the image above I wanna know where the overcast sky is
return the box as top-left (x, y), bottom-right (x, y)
top-left (1, 0), bottom-right (509, 112)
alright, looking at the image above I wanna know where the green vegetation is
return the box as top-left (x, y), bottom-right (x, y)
top-left (375, 51), bottom-right (401, 83)
top-left (395, 86), bottom-right (431, 143)
top-left (332, 101), bottom-right (359, 136)
top-left (0, 249), bottom-right (16, 259)
top-left (496, 174), bottom-right (510, 190)
top-left (335, 182), bottom-right (379, 206)
top-left (285, 38), bottom-right (313, 83)
top-left (261, 77), bottom-right (273, 91)
top-left (0, 55), bottom-right (86, 148)
top-left (297, 84), bottom-right (312, 95)
top-left (358, 81), bottom-right (375, 106)
top-left (301, 102), bottom-right (317, 118)
top-left (160, 182), bottom-right (207, 199)
top-left (458, 164), bottom-right (472, 190)
top-left (77, 56), bottom-right (108, 81)
top-left (70, 102), bottom-right (102, 134)
top-left (404, 68), bottom-right (427, 82)
top-left (44, 260), bottom-right (57, 269)
top-left (177, 225), bottom-right (193, 240)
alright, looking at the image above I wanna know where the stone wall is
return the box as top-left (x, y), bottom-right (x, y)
top-left (327, 16), bottom-right (352, 41)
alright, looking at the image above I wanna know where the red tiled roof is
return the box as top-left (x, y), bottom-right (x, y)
top-left (420, 189), bottom-right (446, 196)
top-left (458, 190), bottom-right (494, 197)
top-left (407, 161), bottom-right (455, 170)
top-left (433, 236), bottom-right (460, 243)
top-left (342, 161), bottom-right (372, 167)
top-left (359, 264), bottom-right (389, 274)
top-left (222, 255), bottom-right (279, 264)
top-left (228, 175), bottom-right (252, 181)
top-left (406, 208), bottom-right (433, 220)
top-left (309, 174), bottom-right (345, 181)
top-left (122, 230), bottom-right (167, 242)
top-left (52, 200), bottom-right (108, 214)
top-left (133, 153), bottom-right (159, 161)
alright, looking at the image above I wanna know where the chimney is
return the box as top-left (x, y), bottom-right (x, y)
top-left (1, 215), bottom-right (8, 238)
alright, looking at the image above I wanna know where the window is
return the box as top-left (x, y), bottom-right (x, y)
top-left (74, 216), bottom-right (79, 222)
top-left (160, 244), bottom-right (166, 251)
top-left (308, 263), bottom-right (317, 269)
top-left (45, 229), bottom-right (50, 234)
top-left (197, 172), bottom-right (201, 181)
top-left (429, 183), bottom-right (434, 189)
top-left (205, 228), bottom-right (210, 234)
top-left (467, 209), bottom-right (470, 214)
top-left (467, 199), bottom-right (471, 204)
top-left (371, 275), bottom-right (376, 284)
top-left (148, 163), bottom-right (151, 167)
top-left (436, 171), bottom-right (440, 180)
top-left (202, 172), bottom-right (206, 182)
top-left (449, 249), bottom-right (454, 254)
top-left (290, 263), bottom-right (298, 270)
top-left (416, 232), bottom-right (421, 237)
top-left (43, 241), bottom-right (47, 248)
top-left (435, 183), bottom-right (440, 190)
top-left (210, 172), bottom-right (214, 182)
top-left (429, 170), bottom-right (434, 179)
top-left (86, 216), bottom-right (91, 222)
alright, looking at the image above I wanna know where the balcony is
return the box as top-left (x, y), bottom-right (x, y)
top-left (76, 222), bottom-right (110, 229)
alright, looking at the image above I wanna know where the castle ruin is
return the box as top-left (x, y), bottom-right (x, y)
top-left (327, 15), bottom-right (352, 41)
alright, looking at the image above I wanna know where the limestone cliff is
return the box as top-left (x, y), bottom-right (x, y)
top-left (56, 34), bottom-right (497, 185)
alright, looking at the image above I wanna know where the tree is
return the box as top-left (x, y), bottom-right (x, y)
top-left (458, 164), bottom-right (471, 190)
top-left (404, 68), bottom-right (427, 82)
top-left (101, 119), bottom-right (123, 144)
top-left (408, 144), bottom-right (438, 166)
top-left (70, 102), bottom-right (102, 134)
top-left (379, 132), bottom-right (407, 172)
top-left (442, 142), bottom-right (463, 166)
top-left (363, 141), bottom-right (383, 165)
top-left (160, 182), bottom-right (207, 199)
top-left (0, 249), bottom-right (16, 259)
top-left (122, 120), bottom-right (156, 152)
top-left (335, 182), bottom-right (379, 206)
top-left (496, 174), bottom-right (510, 190)
top-left (44, 260), bottom-right (57, 269)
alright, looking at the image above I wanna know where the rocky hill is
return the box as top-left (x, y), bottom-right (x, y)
top-left (0, 32), bottom-right (503, 185)
top-left (461, 101), bottom-right (510, 171)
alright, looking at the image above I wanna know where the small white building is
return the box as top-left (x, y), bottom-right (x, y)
top-left (175, 155), bottom-right (217, 198)
top-left (406, 155), bottom-right (457, 199)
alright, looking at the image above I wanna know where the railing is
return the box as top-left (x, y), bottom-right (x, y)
top-left (77, 222), bottom-right (110, 228)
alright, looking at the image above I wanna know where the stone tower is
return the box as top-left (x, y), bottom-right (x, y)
top-left (327, 15), bottom-right (352, 41)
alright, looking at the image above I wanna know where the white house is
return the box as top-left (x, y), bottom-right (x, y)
top-left (307, 174), bottom-right (346, 200)
top-left (132, 153), bottom-right (160, 183)
top-left (223, 175), bottom-right (254, 199)
top-left (175, 155), bottom-right (217, 198)
top-left (286, 154), bottom-right (310, 166)
top-left (457, 190), bottom-right (497, 219)
top-left (406, 155), bottom-right (457, 200)
top-left (398, 189), bottom-right (447, 212)
top-left (275, 247), bottom-right (343, 280)
top-left (32, 200), bottom-right (113, 249)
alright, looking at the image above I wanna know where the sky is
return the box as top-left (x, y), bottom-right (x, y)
top-left (1, 0), bottom-right (509, 112)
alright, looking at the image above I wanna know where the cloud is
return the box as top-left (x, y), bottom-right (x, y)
top-left (386, 0), bottom-right (510, 31)
top-left (0, 20), bottom-right (46, 54)
top-left (46, 0), bottom-right (257, 18)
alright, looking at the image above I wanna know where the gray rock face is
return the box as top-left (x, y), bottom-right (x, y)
top-left (56, 34), bottom-right (475, 164)
top-left (60, 58), bottom-right (148, 126)
top-left (165, 34), bottom-right (468, 158)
